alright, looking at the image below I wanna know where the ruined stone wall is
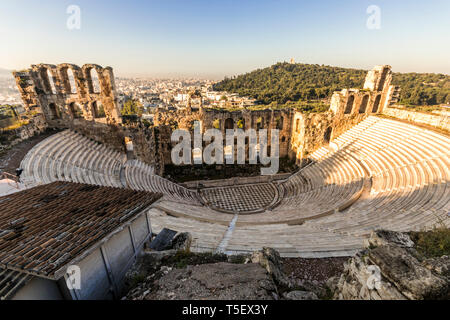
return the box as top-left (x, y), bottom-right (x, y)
top-left (0, 114), bottom-right (49, 148)
top-left (383, 106), bottom-right (449, 132)
top-left (153, 107), bottom-right (294, 166)
top-left (12, 63), bottom-right (398, 174)
top-left (290, 65), bottom-right (395, 163)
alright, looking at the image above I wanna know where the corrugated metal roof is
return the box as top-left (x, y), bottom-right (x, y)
top-left (0, 181), bottom-right (162, 279)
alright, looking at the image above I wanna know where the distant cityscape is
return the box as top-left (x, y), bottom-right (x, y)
top-left (0, 72), bottom-right (257, 116)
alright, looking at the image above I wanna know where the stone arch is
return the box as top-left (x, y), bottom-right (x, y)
top-left (344, 95), bottom-right (355, 114)
top-left (83, 64), bottom-right (104, 94)
top-left (225, 118), bottom-right (234, 130)
top-left (90, 69), bottom-right (101, 94)
top-left (377, 67), bottom-right (389, 91)
top-left (324, 126), bottom-right (333, 144)
top-left (359, 95), bottom-right (369, 114)
top-left (57, 65), bottom-right (79, 94)
top-left (38, 67), bottom-right (57, 95)
top-left (69, 102), bottom-right (83, 119)
top-left (372, 95), bottom-right (381, 113)
top-left (66, 69), bottom-right (77, 94)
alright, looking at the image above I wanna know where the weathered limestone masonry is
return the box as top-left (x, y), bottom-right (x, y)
top-left (0, 113), bottom-right (48, 148)
top-left (290, 65), bottom-right (395, 163)
top-left (13, 64), bottom-right (396, 173)
top-left (383, 106), bottom-right (449, 131)
top-left (13, 63), bottom-right (161, 172)
top-left (153, 106), bottom-right (295, 165)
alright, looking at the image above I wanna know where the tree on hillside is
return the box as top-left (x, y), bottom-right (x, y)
top-left (121, 99), bottom-right (143, 116)
top-left (213, 62), bottom-right (449, 106)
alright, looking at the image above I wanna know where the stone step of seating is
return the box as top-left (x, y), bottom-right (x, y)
top-left (17, 117), bottom-right (450, 258)
top-left (20, 130), bottom-right (124, 188)
top-left (123, 159), bottom-right (201, 204)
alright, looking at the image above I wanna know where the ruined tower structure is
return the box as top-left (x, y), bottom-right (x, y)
top-left (13, 64), bottom-right (397, 172)
top-left (291, 65), bottom-right (396, 163)
top-left (13, 63), bottom-right (122, 125)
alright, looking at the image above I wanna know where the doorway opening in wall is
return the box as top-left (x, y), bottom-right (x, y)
top-left (372, 95), bottom-right (381, 113)
top-left (48, 103), bottom-right (60, 120)
top-left (124, 137), bottom-right (135, 160)
top-left (344, 95), bottom-right (355, 114)
top-left (92, 101), bottom-right (106, 118)
top-left (69, 102), bottom-right (83, 119)
top-left (324, 127), bottom-right (333, 144)
top-left (359, 95), bottom-right (369, 113)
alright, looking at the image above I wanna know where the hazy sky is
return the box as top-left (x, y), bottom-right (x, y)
top-left (0, 0), bottom-right (449, 79)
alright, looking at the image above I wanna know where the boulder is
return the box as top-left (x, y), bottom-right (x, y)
top-left (332, 230), bottom-right (449, 300)
top-left (366, 230), bottom-right (415, 248)
top-left (369, 244), bottom-right (449, 300)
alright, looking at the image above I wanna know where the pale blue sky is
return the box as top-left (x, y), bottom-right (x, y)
top-left (0, 0), bottom-right (449, 78)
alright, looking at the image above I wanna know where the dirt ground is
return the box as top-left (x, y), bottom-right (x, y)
top-left (0, 131), bottom-right (55, 174)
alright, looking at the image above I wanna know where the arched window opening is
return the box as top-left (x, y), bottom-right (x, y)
top-left (90, 69), bottom-right (101, 94)
top-left (344, 95), bottom-right (354, 114)
top-left (67, 69), bottom-right (77, 94)
top-left (295, 119), bottom-right (300, 133)
top-left (359, 95), bottom-right (369, 114)
top-left (372, 95), bottom-right (381, 113)
top-left (225, 118), bottom-right (234, 130)
top-left (377, 68), bottom-right (389, 91)
top-left (47, 70), bottom-right (57, 94)
top-left (70, 103), bottom-right (83, 119)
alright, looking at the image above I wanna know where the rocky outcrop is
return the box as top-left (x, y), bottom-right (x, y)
top-left (330, 230), bottom-right (450, 300)
top-left (151, 262), bottom-right (277, 300)
top-left (251, 247), bottom-right (292, 289)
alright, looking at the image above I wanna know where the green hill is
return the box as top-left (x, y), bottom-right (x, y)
top-left (213, 62), bottom-right (449, 107)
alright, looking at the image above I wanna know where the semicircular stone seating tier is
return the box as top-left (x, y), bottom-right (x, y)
top-left (149, 116), bottom-right (450, 257)
top-left (20, 130), bottom-right (202, 205)
top-left (20, 130), bottom-right (127, 188)
top-left (19, 116), bottom-right (450, 257)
